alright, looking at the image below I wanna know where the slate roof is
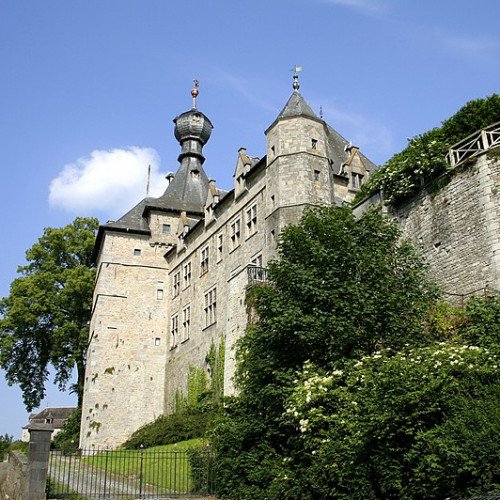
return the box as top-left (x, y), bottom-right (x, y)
top-left (325, 124), bottom-right (377, 175)
top-left (153, 161), bottom-right (210, 214)
top-left (277, 91), bottom-right (318, 121)
top-left (104, 197), bottom-right (155, 234)
top-left (23, 407), bottom-right (76, 430)
top-left (266, 91), bottom-right (378, 173)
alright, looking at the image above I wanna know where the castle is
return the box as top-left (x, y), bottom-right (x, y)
top-left (80, 78), bottom-right (500, 449)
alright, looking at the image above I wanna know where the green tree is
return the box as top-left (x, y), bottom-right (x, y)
top-left (0, 434), bottom-right (13, 461)
top-left (212, 206), bottom-right (438, 499)
top-left (0, 217), bottom-right (98, 411)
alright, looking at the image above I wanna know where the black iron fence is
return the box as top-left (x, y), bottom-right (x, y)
top-left (47, 448), bottom-right (216, 498)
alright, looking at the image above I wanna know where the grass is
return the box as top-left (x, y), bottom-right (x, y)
top-left (81, 438), bottom-right (206, 493)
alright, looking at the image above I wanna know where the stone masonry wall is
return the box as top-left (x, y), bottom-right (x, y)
top-left (394, 153), bottom-right (500, 299)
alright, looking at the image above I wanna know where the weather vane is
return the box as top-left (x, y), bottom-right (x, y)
top-left (291, 66), bottom-right (302, 91)
top-left (191, 79), bottom-right (199, 108)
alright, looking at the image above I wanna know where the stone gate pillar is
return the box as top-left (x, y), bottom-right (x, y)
top-left (27, 424), bottom-right (53, 500)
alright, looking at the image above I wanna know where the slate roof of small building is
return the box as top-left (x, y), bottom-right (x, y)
top-left (23, 407), bottom-right (76, 430)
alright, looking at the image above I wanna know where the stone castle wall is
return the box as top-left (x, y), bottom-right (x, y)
top-left (394, 153), bottom-right (500, 300)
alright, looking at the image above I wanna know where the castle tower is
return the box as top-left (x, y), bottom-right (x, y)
top-left (264, 73), bottom-right (375, 255)
top-left (80, 83), bottom-right (214, 450)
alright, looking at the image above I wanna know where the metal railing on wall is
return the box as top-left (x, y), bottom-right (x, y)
top-left (247, 265), bottom-right (269, 285)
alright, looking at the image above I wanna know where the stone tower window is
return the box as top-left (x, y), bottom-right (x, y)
top-left (170, 315), bottom-right (179, 348)
top-left (183, 261), bottom-right (192, 289)
top-left (230, 218), bottom-right (241, 250)
top-left (311, 139), bottom-right (318, 150)
top-left (204, 287), bottom-right (217, 327)
top-left (156, 281), bottom-right (164, 300)
top-left (200, 245), bottom-right (209, 275)
top-left (182, 305), bottom-right (191, 342)
top-left (172, 271), bottom-right (181, 298)
top-left (246, 204), bottom-right (257, 237)
top-left (314, 170), bottom-right (320, 181)
top-left (133, 248), bottom-right (141, 256)
top-left (162, 224), bottom-right (171, 234)
top-left (216, 232), bottom-right (224, 262)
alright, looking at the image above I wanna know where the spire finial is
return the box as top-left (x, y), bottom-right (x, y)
top-left (191, 79), bottom-right (199, 108)
top-left (291, 66), bottom-right (302, 91)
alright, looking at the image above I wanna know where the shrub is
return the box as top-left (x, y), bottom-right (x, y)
top-left (123, 410), bottom-right (213, 449)
top-left (187, 442), bottom-right (216, 494)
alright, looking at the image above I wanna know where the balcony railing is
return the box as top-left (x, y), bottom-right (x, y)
top-left (446, 121), bottom-right (500, 167)
top-left (247, 265), bottom-right (269, 285)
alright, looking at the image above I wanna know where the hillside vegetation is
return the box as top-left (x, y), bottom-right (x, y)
top-left (353, 94), bottom-right (500, 204)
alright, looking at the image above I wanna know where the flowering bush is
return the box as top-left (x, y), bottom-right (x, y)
top-left (280, 344), bottom-right (500, 499)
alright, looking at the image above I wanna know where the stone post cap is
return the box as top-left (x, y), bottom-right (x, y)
top-left (26, 423), bottom-right (54, 433)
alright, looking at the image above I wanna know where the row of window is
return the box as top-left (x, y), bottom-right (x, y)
top-left (170, 286), bottom-right (217, 348)
top-left (172, 203), bottom-right (259, 296)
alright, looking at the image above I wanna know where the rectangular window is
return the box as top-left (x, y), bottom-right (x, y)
top-left (133, 248), bottom-right (141, 256)
top-left (200, 245), bottom-right (209, 275)
top-left (156, 281), bottom-right (164, 300)
top-left (182, 305), bottom-right (191, 342)
top-left (204, 287), bottom-right (217, 327)
top-left (351, 172), bottom-right (364, 189)
top-left (183, 261), bottom-right (192, 289)
top-left (246, 204), bottom-right (257, 237)
top-left (162, 223), bottom-right (171, 234)
top-left (216, 233), bottom-right (224, 262)
top-left (230, 218), bottom-right (241, 250)
top-left (314, 169), bottom-right (320, 181)
top-left (251, 254), bottom-right (263, 268)
top-left (170, 314), bottom-right (179, 348)
top-left (311, 138), bottom-right (318, 150)
top-left (172, 271), bottom-right (181, 298)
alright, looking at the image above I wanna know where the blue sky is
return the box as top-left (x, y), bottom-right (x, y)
top-left (1, 0), bottom-right (499, 438)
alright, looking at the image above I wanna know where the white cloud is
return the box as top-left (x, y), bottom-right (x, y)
top-left (49, 147), bottom-right (168, 218)
top-left (320, 0), bottom-right (388, 15)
